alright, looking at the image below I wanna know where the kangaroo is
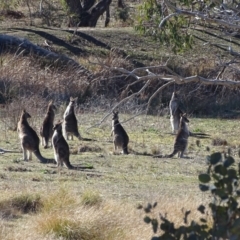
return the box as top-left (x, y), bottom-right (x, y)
top-left (169, 91), bottom-right (183, 134)
top-left (111, 111), bottom-right (129, 154)
top-left (167, 113), bottom-right (190, 158)
top-left (62, 97), bottom-right (82, 140)
top-left (17, 109), bottom-right (55, 163)
top-left (40, 101), bottom-right (56, 148)
top-left (52, 121), bottom-right (75, 169)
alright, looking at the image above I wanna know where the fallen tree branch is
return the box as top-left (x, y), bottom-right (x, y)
top-left (87, 59), bottom-right (240, 126)
top-left (162, 0), bottom-right (240, 30)
top-left (108, 64), bottom-right (240, 87)
top-left (87, 80), bottom-right (151, 129)
top-left (0, 148), bottom-right (21, 154)
top-left (0, 34), bottom-right (91, 75)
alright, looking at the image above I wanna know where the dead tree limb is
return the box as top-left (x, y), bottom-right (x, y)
top-left (88, 56), bottom-right (240, 124)
top-left (87, 80), bottom-right (150, 129)
top-left (161, 0), bottom-right (240, 30)
top-left (0, 34), bottom-right (91, 75)
top-left (0, 148), bottom-right (21, 154)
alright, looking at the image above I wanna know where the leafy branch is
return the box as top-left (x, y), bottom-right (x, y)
top-left (140, 152), bottom-right (240, 239)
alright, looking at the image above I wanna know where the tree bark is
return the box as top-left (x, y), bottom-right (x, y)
top-left (65, 0), bottom-right (112, 27)
top-left (105, 4), bottom-right (110, 27)
top-left (65, 0), bottom-right (83, 26)
top-left (117, 0), bottom-right (125, 8)
top-left (79, 0), bottom-right (112, 27)
top-left (82, 0), bottom-right (96, 11)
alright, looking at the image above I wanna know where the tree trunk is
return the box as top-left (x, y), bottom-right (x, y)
top-left (65, 0), bottom-right (112, 27)
top-left (117, 0), bottom-right (125, 8)
top-left (82, 0), bottom-right (96, 11)
top-left (65, 0), bottom-right (83, 26)
top-left (105, 5), bottom-right (110, 27)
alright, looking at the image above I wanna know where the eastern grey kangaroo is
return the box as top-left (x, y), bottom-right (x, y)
top-left (169, 91), bottom-right (183, 134)
top-left (40, 101), bottom-right (56, 148)
top-left (167, 113), bottom-right (190, 158)
top-left (111, 111), bottom-right (129, 154)
top-left (17, 109), bottom-right (55, 163)
top-left (62, 97), bottom-right (82, 140)
top-left (52, 121), bottom-right (75, 169)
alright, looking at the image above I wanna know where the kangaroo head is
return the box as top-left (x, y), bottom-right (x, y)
top-left (180, 113), bottom-right (189, 123)
top-left (22, 109), bottom-right (31, 119)
top-left (70, 97), bottom-right (78, 103)
top-left (171, 91), bottom-right (179, 100)
top-left (53, 121), bottom-right (63, 131)
top-left (67, 97), bottom-right (77, 109)
top-left (112, 111), bottom-right (119, 121)
top-left (48, 101), bottom-right (57, 111)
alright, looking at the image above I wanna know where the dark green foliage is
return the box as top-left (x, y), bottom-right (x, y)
top-left (141, 152), bottom-right (240, 239)
top-left (135, 0), bottom-right (194, 53)
top-left (115, 7), bottom-right (131, 23)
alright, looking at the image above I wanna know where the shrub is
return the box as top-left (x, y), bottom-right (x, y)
top-left (38, 216), bottom-right (81, 240)
top-left (140, 152), bottom-right (240, 239)
top-left (0, 193), bottom-right (42, 218)
top-left (80, 190), bottom-right (102, 207)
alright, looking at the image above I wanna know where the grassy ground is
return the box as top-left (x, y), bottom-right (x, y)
top-left (0, 109), bottom-right (238, 239)
top-left (1, 1), bottom-right (240, 238)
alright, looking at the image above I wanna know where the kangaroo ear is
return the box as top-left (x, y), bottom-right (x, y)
top-left (49, 100), bottom-right (53, 105)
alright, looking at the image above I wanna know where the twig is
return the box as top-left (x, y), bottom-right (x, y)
top-left (86, 81), bottom-right (150, 130)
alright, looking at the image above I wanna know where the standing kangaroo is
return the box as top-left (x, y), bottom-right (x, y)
top-left (167, 113), bottom-right (190, 158)
top-left (111, 111), bottom-right (129, 154)
top-left (17, 109), bottom-right (55, 163)
top-left (169, 91), bottom-right (183, 134)
top-left (62, 97), bottom-right (82, 140)
top-left (52, 121), bottom-right (75, 169)
top-left (40, 101), bottom-right (56, 148)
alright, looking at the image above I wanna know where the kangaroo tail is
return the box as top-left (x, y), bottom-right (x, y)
top-left (189, 131), bottom-right (210, 138)
top-left (123, 144), bottom-right (129, 154)
top-left (64, 161), bottom-right (76, 170)
top-left (73, 131), bottom-right (82, 140)
top-left (33, 149), bottom-right (56, 164)
top-left (166, 149), bottom-right (178, 158)
top-left (152, 154), bottom-right (163, 158)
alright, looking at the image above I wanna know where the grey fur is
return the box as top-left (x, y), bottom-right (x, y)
top-left (17, 109), bottom-right (55, 164)
top-left (62, 97), bottom-right (82, 140)
top-left (169, 91), bottom-right (183, 134)
top-left (167, 114), bottom-right (190, 158)
top-left (52, 121), bottom-right (75, 169)
top-left (111, 111), bottom-right (129, 154)
top-left (40, 101), bottom-right (56, 148)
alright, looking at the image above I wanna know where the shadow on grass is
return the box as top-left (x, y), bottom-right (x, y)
top-left (12, 27), bottom-right (87, 56)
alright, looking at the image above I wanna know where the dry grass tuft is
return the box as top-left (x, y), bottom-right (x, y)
top-left (34, 198), bottom-right (151, 240)
top-left (80, 190), bottom-right (103, 207)
top-left (151, 146), bottom-right (161, 155)
top-left (41, 187), bottom-right (76, 213)
top-left (0, 193), bottom-right (42, 219)
top-left (78, 144), bottom-right (102, 153)
top-left (36, 216), bottom-right (81, 240)
top-left (212, 138), bottom-right (228, 146)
